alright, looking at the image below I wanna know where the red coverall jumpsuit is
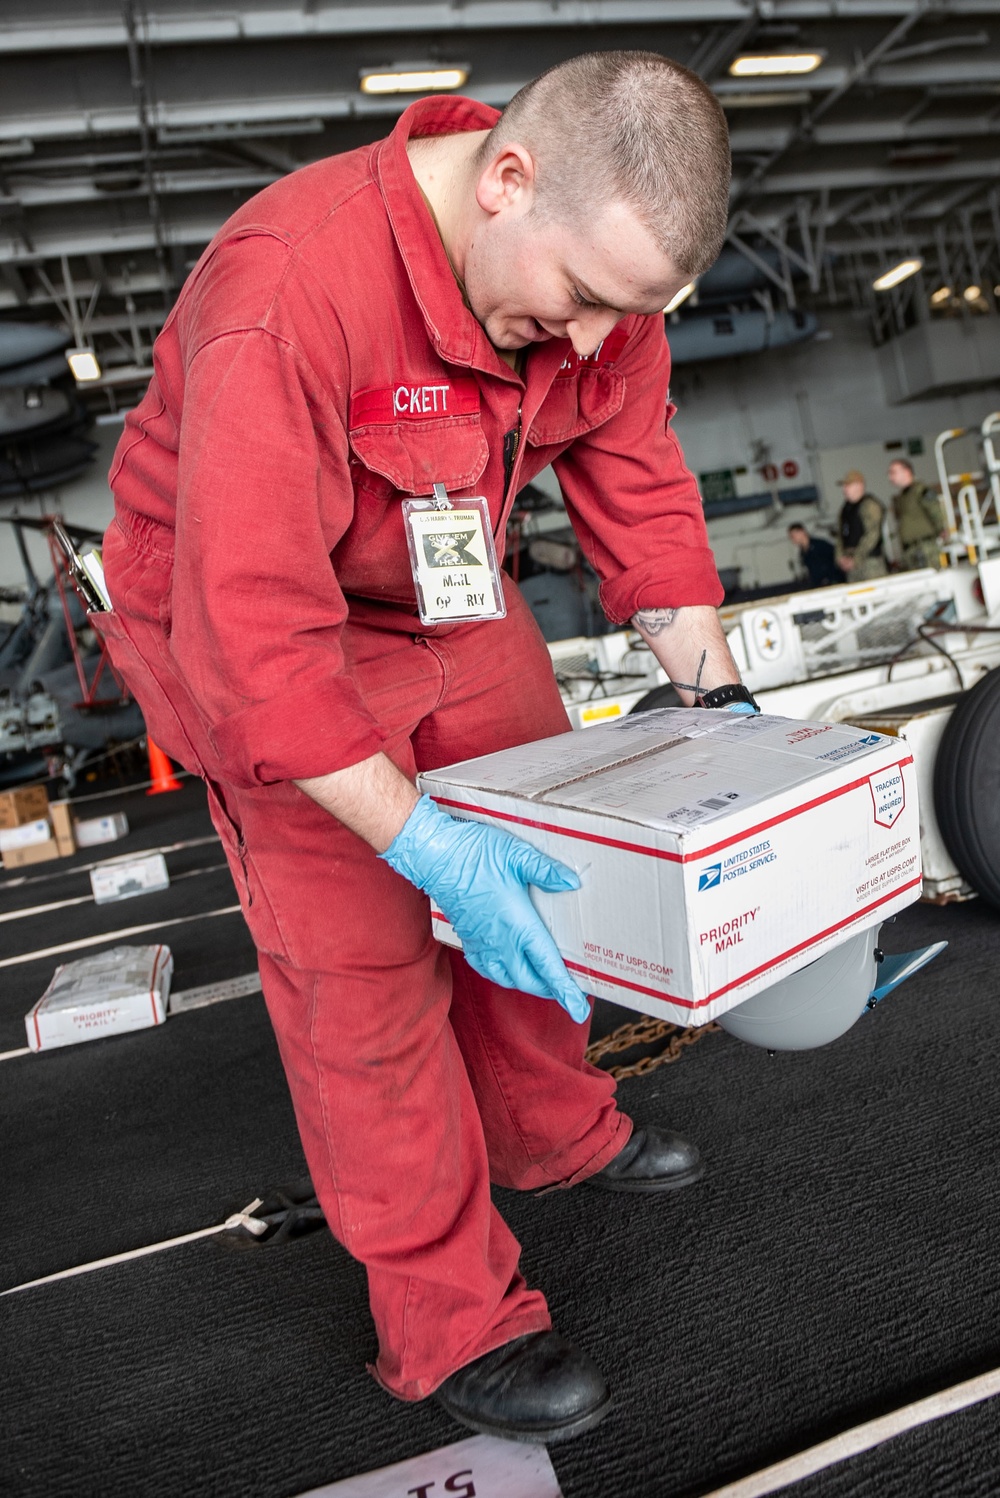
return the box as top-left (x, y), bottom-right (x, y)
top-left (100, 96), bottom-right (723, 1400)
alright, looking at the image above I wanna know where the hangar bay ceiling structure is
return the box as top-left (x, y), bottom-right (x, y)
top-left (1, 0), bottom-right (999, 401)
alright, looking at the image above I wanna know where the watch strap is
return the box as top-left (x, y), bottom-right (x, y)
top-left (697, 682), bottom-right (761, 712)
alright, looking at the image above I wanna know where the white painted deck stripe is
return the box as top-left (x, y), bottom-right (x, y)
top-left (1, 1199), bottom-right (265, 1296)
top-left (702, 1367), bottom-right (1000, 1497)
top-left (68, 771), bottom-right (194, 804)
top-left (0, 903), bottom-right (242, 969)
top-left (0, 861), bottom-right (230, 925)
top-left (0, 892), bottom-right (92, 924)
top-left (168, 972), bottom-right (262, 1012)
top-left (0, 834), bottom-right (220, 891)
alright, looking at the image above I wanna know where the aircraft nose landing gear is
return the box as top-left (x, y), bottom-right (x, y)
top-left (716, 925), bottom-right (947, 1051)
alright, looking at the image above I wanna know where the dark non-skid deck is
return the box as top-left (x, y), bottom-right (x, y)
top-left (4, 777), bottom-right (1000, 1497)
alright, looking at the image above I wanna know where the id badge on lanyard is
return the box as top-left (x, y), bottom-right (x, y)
top-left (401, 484), bottom-right (507, 625)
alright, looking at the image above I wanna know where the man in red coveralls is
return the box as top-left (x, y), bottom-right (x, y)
top-left (100, 51), bottom-right (755, 1443)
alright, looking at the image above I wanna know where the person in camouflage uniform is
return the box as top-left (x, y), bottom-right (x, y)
top-left (888, 458), bottom-right (944, 570)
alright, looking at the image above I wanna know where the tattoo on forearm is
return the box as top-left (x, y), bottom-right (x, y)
top-left (668, 650), bottom-right (708, 696)
top-left (632, 608), bottom-right (677, 636)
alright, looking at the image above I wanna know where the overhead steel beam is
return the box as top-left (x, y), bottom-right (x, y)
top-left (822, 230), bottom-right (1000, 254)
top-left (756, 158), bottom-right (1000, 194)
top-left (2, 2), bottom-right (1000, 53)
top-left (0, 269), bottom-right (166, 312)
top-left (0, 263), bottom-right (29, 304)
top-left (7, 166), bottom-right (276, 207)
top-left (871, 58), bottom-right (1000, 87)
top-left (4, 68), bottom-right (999, 151)
top-left (729, 3), bottom-right (928, 207)
top-left (0, 83), bottom-right (519, 144)
top-left (725, 230), bottom-right (796, 302)
top-left (0, 216), bottom-right (223, 263)
top-left (731, 114), bottom-right (1000, 153)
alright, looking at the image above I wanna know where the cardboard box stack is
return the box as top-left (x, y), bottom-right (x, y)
top-left (0, 785), bottom-right (76, 869)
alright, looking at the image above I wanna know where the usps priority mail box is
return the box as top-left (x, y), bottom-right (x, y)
top-left (419, 709), bottom-right (921, 1027)
top-left (26, 944), bottom-right (173, 1052)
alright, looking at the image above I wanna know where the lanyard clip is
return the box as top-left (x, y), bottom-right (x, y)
top-left (431, 482), bottom-right (452, 511)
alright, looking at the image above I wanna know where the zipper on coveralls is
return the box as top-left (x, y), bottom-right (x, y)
top-left (502, 405), bottom-right (522, 499)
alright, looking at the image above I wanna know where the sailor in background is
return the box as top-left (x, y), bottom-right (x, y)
top-left (888, 457), bottom-right (944, 571)
top-left (836, 469), bottom-right (888, 581)
top-left (787, 522), bottom-right (845, 588)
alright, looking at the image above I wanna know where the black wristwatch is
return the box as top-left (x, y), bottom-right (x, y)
top-left (697, 682), bottom-right (761, 713)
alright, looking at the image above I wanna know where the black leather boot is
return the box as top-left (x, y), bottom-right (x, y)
top-left (585, 1125), bottom-right (704, 1193)
top-left (434, 1331), bottom-right (612, 1444)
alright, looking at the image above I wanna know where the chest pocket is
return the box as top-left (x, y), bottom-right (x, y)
top-left (348, 380), bottom-right (488, 498)
top-left (527, 366), bottom-right (625, 448)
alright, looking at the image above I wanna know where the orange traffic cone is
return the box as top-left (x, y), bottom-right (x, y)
top-left (146, 736), bottom-right (182, 795)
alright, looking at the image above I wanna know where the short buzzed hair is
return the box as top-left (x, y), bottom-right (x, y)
top-left (480, 51), bottom-right (731, 279)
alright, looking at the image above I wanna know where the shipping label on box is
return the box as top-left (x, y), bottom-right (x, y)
top-left (0, 783), bottom-right (49, 830)
top-left (419, 710), bottom-right (922, 1027)
top-left (26, 944), bottom-right (173, 1052)
top-left (90, 852), bottom-right (169, 904)
top-left (0, 817), bottom-right (52, 852)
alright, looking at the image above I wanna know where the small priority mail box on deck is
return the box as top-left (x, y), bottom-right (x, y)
top-left (25, 944), bottom-right (173, 1052)
top-left (419, 710), bottom-right (921, 1027)
top-left (74, 811), bottom-right (128, 848)
top-left (90, 852), bottom-right (169, 904)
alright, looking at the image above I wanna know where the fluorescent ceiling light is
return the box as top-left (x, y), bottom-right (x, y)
top-left (360, 65), bottom-right (469, 95)
top-left (963, 284), bottom-right (982, 302)
top-left (664, 282), bottom-right (696, 313)
top-left (930, 285), bottom-right (952, 305)
top-left (872, 258), bottom-right (923, 292)
top-left (66, 348), bottom-right (101, 382)
top-left (729, 53), bottom-right (824, 77)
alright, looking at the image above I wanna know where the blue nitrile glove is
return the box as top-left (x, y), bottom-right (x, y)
top-left (727, 701), bottom-right (758, 714)
top-left (380, 794), bottom-right (591, 1023)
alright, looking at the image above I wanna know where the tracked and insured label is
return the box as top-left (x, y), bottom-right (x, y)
top-left (869, 764), bottom-right (905, 827)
